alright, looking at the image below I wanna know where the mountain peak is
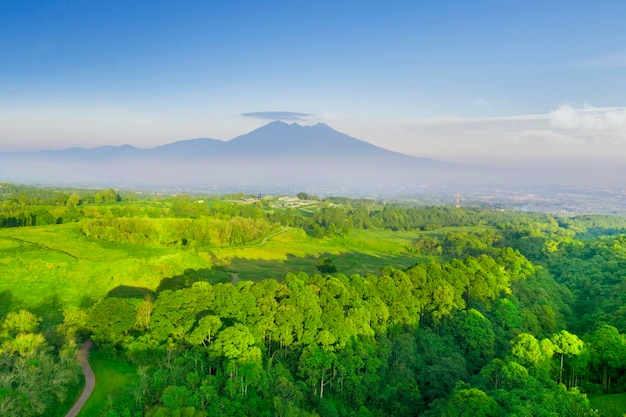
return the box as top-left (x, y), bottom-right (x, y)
top-left (265, 120), bottom-right (302, 127)
top-left (223, 119), bottom-right (418, 162)
top-left (257, 120), bottom-right (334, 131)
top-left (311, 122), bottom-right (332, 129)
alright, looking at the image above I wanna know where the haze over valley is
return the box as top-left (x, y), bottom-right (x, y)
top-left (2, 1), bottom-right (625, 199)
top-left (2, 119), bottom-right (625, 215)
top-left (0, 121), bottom-right (518, 189)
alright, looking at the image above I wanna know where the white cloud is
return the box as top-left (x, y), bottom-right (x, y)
top-left (240, 111), bottom-right (314, 121)
top-left (335, 103), bottom-right (626, 172)
top-left (548, 103), bottom-right (626, 144)
top-left (473, 98), bottom-right (487, 107)
top-left (577, 52), bottom-right (626, 69)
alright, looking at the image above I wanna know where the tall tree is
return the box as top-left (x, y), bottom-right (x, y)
top-left (550, 330), bottom-right (584, 385)
top-left (588, 325), bottom-right (626, 392)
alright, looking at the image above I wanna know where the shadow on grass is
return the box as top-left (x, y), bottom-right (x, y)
top-left (103, 267), bottom-right (232, 300)
top-left (0, 289), bottom-right (15, 317)
top-left (156, 268), bottom-right (231, 292)
top-left (108, 286), bottom-right (154, 299)
top-left (30, 294), bottom-right (64, 332)
top-left (227, 251), bottom-right (420, 282)
top-left (101, 251), bottom-right (415, 298)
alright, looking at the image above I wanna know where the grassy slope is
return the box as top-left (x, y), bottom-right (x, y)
top-left (0, 223), bottom-right (228, 308)
top-left (589, 393), bottom-right (626, 417)
top-left (0, 220), bottom-right (491, 307)
top-left (211, 228), bottom-right (430, 281)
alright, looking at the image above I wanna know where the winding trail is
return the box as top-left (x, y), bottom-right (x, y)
top-left (0, 235), bottom-right (80, 259)
top-left (258, 226), bottom-right (288, 246)
top-left (66, 339), bottom-right (95, 417)
top-left (231, 226), bottom-right (289, 249)
top-left (229, 272), bottom-right (240, 284)
top-left (209, 227), bottom-right (289, 284)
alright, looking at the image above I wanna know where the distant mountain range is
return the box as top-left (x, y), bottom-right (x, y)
top-left (0, 121), bottom-right (522, 193)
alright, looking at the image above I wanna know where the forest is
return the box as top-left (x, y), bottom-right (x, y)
top-left (1, 183), bottom-right (626, 416)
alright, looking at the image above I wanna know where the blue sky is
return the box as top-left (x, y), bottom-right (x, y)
top-left (1, 0), bottom-right (625, 170)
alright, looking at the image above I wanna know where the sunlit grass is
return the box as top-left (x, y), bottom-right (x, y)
top-left (212, 227), bottom-right (428, 281)
top-left (0, 221), bottom-right (461, 306)
top-left (0, 223), bottom-right (218, 307)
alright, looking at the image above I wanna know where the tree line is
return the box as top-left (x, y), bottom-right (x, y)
top-left (80, 216), bottom-right (276, 247)
top-left (71, 246), bottom-right (619, 416)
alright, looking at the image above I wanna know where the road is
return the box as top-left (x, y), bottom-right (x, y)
top-left (65, 339), bottom-right (95, 417)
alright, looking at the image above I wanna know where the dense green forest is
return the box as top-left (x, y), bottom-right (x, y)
top-left (2, 183), bottom-right (626, 416)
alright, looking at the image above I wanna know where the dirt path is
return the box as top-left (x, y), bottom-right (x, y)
top-left (0, 235), bottom-right (80, 259)
top-left (210, 227), bottom-right (288, 285)
top-left (66, 339), bottom-right (95, 417)
top-left (258, 226), bottom-right (287, 245)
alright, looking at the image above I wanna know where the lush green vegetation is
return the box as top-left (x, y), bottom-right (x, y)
top-left (78, 347), bottom-right (137, 417)
top-left (2, 183), bottom-right (626, 416)
top-left (590, 393), bottom-right (626, 417)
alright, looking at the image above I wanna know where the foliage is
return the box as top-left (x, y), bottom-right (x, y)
top-left (315, 257), bottom-right (337, 274)
top-left (0, 310), bottom-right (80, 416)
top-left (2, 186), bottom-right (626, 416)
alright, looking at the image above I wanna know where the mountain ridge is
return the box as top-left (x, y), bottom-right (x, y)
top-left (0, 121), bottom-right (514, 191)
top-left (1, 121), bottom-right (436, 163)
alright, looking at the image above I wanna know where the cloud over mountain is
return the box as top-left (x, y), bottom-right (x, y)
top-left (241, 111), bottom-right (314, 121)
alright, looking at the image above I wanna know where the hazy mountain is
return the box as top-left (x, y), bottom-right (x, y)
top-left (225, 121), bottom-right (435, 162)
top-left (147, 138), bottom-right (224, 158)
top-left (0, 121), bottom-right (520, 192)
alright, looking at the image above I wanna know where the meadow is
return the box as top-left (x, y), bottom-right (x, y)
top-left (212, 228), bottom-right (431, 281)
top-left (0, 219), bottom-right (446, 310)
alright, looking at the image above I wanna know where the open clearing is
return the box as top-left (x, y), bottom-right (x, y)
top-left (0, 223), bottom-right (435, 306)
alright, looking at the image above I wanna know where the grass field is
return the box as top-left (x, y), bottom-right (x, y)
top-left (77, 347), bottom-right (137, 417)
top-left (590, 393), bottom-right (626, 417)
top-left (0, 223), bottom-right (228, 309)
top-left (0, 222), bottom-right (471, 308)
top-left (212, 228), bottom-right (429, 281)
